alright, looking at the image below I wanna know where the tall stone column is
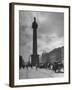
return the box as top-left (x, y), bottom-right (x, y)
top-left (31, 17), bottom-right (39, 66)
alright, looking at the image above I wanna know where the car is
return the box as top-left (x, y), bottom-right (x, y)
top-left (53, 62), bottom-right (64, 73)
top-left (39, 64), bottom-right (45, 68)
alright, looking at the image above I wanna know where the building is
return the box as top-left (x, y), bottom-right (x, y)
top-left (40, 46), bottom-right (64, 65)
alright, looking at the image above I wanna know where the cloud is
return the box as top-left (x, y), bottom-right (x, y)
top-left (38, 33), bottom-right (64, 54)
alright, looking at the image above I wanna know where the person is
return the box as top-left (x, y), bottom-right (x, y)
top-left (26, 64), bottom-right (28, 70)
top-left (31, 64), bottom-right (32, 68)
top-left (36, 64), bottom-right (38, 70)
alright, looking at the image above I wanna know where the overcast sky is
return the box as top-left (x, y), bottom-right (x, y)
top-left (19, 10), bottom-right (64, 62)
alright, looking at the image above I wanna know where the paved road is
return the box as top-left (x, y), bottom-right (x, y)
top-left (19, 67), bottom-right (64, 79)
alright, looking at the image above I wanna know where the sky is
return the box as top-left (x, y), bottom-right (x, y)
top-left (19, 10), bottom-right (64, 62)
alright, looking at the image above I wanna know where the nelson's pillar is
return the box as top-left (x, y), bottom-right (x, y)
top-left (31, 17), bottom-right (39, 66)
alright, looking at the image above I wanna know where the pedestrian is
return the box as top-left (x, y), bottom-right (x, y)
top-left (36, 64), bottom-right (38, 70)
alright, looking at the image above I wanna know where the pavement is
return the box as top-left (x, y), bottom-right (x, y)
top-left (19, 67), bottom-right (64, 79)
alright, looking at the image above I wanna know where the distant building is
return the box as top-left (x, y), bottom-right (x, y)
top-left (40, 46), bottom-right (64, 65)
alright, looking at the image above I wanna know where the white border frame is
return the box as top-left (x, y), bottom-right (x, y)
top-left (14, 4), bottom-right (69, 86)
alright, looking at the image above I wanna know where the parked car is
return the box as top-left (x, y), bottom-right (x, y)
top-left (53, 62), bottom-right (64, 73)
top-left (39, 64), bottom-right (45, 68)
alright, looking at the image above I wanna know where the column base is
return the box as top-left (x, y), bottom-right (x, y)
top-left (31, 54), bottom-right (39, 66)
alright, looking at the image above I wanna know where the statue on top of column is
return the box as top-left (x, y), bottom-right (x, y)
top-left (32, 17), bottom-right (38, 29)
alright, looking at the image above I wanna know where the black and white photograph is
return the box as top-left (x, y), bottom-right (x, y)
top-left (9, 3), bottom-right (70, 87)
top-left (19, 11), bottom-right (64, 79)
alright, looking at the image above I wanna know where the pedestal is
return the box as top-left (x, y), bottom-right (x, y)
top-left (31, 54), bottom-right (39, 66)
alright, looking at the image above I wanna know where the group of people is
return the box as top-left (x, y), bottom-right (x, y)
top-left (19, 56), bottom-right (38, 69)
top-left (19, 56), bottom-right (64, 73)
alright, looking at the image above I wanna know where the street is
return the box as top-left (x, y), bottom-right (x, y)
top-left (19, 67), bottom-right (64, 79)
